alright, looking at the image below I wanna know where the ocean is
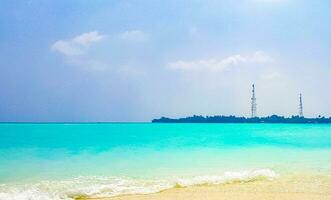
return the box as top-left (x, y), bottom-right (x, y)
top-left (0, 123), bottom-right (330, 199)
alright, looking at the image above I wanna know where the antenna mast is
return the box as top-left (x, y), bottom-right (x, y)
top-left (251, 84), bottom-right (257, 118)
top-left (299, 93), bottom-right (303, 117)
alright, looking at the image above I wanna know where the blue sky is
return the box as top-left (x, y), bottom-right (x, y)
top-left (0, 0), bottom-right (330, 122)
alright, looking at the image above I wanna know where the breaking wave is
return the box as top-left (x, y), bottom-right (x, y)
top-left (0, 169), bottom-right (277, 200)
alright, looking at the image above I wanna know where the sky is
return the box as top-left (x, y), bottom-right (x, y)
top-left (0, 0), bottom-right (330, 122)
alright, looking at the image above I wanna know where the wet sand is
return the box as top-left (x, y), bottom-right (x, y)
top-left (88, 174), bottom-right (331, 200)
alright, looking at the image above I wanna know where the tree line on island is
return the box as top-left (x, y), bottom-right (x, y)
top-left (152, 115), bottom-right (331, 123)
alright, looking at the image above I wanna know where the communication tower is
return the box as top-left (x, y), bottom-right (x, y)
top-left (299, 93), bottom-right (303, 117)
top-left (251, 84), bottom-right (257, 118)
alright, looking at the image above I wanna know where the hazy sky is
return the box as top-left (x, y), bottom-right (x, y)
top-left (0, 0), bottom-right (330, 122)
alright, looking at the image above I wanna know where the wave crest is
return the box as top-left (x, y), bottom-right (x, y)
top-left (0, 169), bottom-right (277, 200)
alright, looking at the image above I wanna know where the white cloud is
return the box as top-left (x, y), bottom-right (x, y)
top-left (120, 30), bottom-right (147, 41)
top-left (51, 31), bottom-right (105, 56)
top-left (51, 30), bottom-right (148, 73)
top-left (72, 31), bottom-right (105, 46)
top-left (167, 51), bottom-right (273, 72)
top-left (51, 40), bottom-right (83, 56)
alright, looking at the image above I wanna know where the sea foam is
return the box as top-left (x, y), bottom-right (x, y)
top-left (0, 169), bottom-right (277, 200)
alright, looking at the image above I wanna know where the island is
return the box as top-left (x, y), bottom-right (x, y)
top-left (152, 115), bottom-right (331, 123)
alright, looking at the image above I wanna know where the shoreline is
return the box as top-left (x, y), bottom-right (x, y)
top-left (85, 174), bottom-right (331, 200)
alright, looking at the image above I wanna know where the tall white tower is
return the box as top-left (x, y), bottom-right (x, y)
top-left (251, 84), bottom-right (257, 118)
top-left (299, 93), bottom-right (303, 117)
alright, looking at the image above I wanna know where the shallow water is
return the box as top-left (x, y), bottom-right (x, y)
top-left (0, 123), bottom-right (330, 199)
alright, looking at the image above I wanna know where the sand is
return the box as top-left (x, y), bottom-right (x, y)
top-left (85, 174), bottom-right (331, 200)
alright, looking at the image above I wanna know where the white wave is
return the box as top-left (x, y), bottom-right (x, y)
top-left (176, 169), bottom-right (277, 186)
top-left (0, 169), bottom-right (277, 200)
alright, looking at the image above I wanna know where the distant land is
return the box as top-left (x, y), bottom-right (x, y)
top-left (152, 115), bottom-right (331, 123)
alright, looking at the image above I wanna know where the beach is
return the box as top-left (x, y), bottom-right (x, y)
top-left (2, 0), bottom-right (331, 199)
top-left (93, 174), bottom-right (331, 200)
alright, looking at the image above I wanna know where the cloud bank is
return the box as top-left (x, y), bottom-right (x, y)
top-left (167, 51), bottom-right (273, 73)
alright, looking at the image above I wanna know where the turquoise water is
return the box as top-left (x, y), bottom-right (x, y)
top-left (0, 123), bottom-right (331, 199)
